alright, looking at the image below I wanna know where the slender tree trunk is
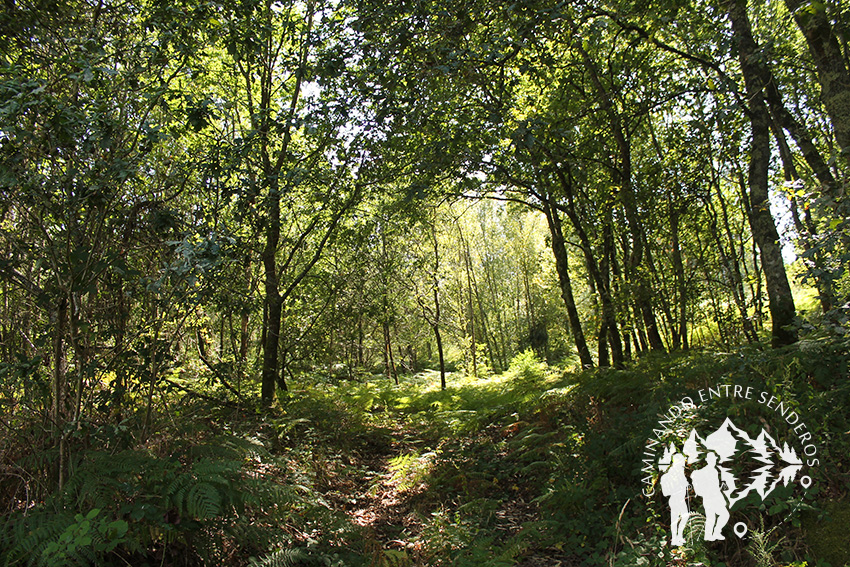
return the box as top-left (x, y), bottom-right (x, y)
top-left (575, 38), bottom-right (662, 356)
top-left (543, 198), bottom-right (594, 367)
top-left (434, 322), bottom-right (446, 390)
top-left (479, 224), bottom-right (509, 371)
top-left (729, 0), bottom-right (798, 347)
top-left (70, 294), bottom-right (87, 424)
top-left (763, 77), bottom-right (839, 192)
top-left (723, 0), bottom-right (836, 313)
top-left (707, 190), bottom-right (759, 344)
top-left (784, 0), bottom-right (850, 157)
top-left (384, 319), bottom-right (398, 385)
top-left (261, 285), bottom-right (283, 401)
top-left (52, 298), bottom-right (68, 490)
top-left (632, 303), bottom-right (649, 352)
top-left (540, 149), bottom-right (622, 366)
top-left (716, 164), bottom-right (761, 343)
top-left (469, 258), bottom-right (496, 373)
top-left (600, 211), bottom-right (626, 364)
top-left (597, 321), bottom-right (610, 367)
top-left (240, 310), bottom-right (249, 362)
top-left (459, 228), bottom-right (478, 377)
top-left (113, 277), bottom-right (128, 419)
top-left (357, 315), bottom-right (364, 366)
top-left (771, 119), bottom-right (835, 312)
top-left (752, 239), bottom-right (765, 331)
top-left (381, 321), bottom-right (388, 379)
top-left (669, 201), bottom-right (688, 350)
top-left (430, 221), bottom-right (447, 389)
top-left (142, 306), bottom-right (162, 442)
top-left (259, 1), bottom-right (314, 404)
top-left (552, 197), bottom-right (622, 366)
top-left (695, 229), bottom-right (729, 345)
top-left (638, 242), bottom-right (667, 352)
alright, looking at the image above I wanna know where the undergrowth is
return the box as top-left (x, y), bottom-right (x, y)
top-left (2, 341), bottom-right (848, 566)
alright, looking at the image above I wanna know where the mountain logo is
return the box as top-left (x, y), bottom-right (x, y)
top-left (641, 385), bottom-right (818, 546)
top-left (657, 417), bottom-right (805, 545)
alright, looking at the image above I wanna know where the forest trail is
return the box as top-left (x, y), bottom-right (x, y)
top-left (319, 424), bottom-right (431, 563)
top-left (321, 420), bottom-right (559, 566)
top-left (304, 369), bottom-right (573, 567)
top-left (344, 432), bottom-right (424, 547)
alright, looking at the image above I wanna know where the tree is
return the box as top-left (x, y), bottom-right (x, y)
top-left (0, 0), bottom-right (227, 483)
top-left (728, 0), bottom-right (798, 347)
top-left (211, 0), bottom-right (362, 402)
top-left (783, 0), bottom-right (850, 159)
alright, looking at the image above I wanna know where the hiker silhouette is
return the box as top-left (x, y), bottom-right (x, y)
top-left (660, 451), bottom-right (689, 546)
top-left (691, 452), bottom-right (730, 541)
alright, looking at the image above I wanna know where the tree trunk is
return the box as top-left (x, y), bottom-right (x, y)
top-left (575, 37), bottom-right (662, 356)
top-left (542, 198), bottom-right (594, 367)
top-left (434, 322), bottom-right (446, 390)
top-left (383, 319), bottom-right (398, 385)
top-left (770, 118), bottom-right (835, 312)
top-left (669, 201), bottom-right (688, 350)
top-left (600, 212), bottom-right (626, 365)
top-left (261, 262), bottom-right (282, 402)
top-left (52, 298), bottom-right (68, 490)
top-left (480, 226), bottom-right (509, 371)
top-left (637, 246), bottom-right (667, 352)
top-left (763, 76), bottom-right (839, 192)
top-left (729, 0), bottom-right (798, 347)
top-left (469, 256), bottom-right (497, 372)
top-left (431, 222), bottom-right (447, 389)
top-left (707, 185), bottom-right (760, 344)
top-left (460, 230), bottom-right (478, 378)
top-left (357, 315), bottom-right (364, 366)
top-left (259, 1), bottom-right (314, 404)
top-left (597, 321), bottom-right (610, 368)
top-left (549, 174), bottom-right (622, 366)
top-left (784, 0), bottom-right (850, 158)
top-left (69, 293), bottom-right (88, 424)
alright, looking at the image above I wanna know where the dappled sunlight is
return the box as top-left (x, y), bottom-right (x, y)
top-left (2, 0), bottom-right (849, 564)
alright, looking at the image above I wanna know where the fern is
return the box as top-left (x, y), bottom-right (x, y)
top-left (683, 511), bottom-right (706, 547)
top-left (378, 549), bottom-right (411, 567)
top-left (2, 435), bottom-right (312, 567)
top-left (166, 471), bottom-right (195, 517)
top-left (186, 481), bottom-right (222, 519)
top-left (2, 511), bottom-right (74, 567)
top-left (249, 547), bottom-right (311, 567)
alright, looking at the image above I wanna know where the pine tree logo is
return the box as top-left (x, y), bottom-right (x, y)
top-left (657, 418), bottom-right (804, 545)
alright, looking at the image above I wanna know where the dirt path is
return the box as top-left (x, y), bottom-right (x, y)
top-left (321, 428), bottom-right (430, 561)
top-left (318, 421), bottom-right (566, 566)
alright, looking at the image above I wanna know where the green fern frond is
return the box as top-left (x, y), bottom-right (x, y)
top-left (249, 547), bottom-right (310, 567)
top-left (3, 436), bottom-right (316, 566)
top-left (186, 482), bottom-right (222, 519)
top-left (192, 458), bottom-right (238, 489)
top-left (2, 511), bottom-right (74, 567)
top-left (166, 472), bottom-right (194, 516)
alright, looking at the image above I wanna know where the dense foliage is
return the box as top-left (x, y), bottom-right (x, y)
top-left (1, 0), bottom-right (848, 565)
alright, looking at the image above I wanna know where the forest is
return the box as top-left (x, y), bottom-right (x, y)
top-left (0, 0), bottom-right (849, 565)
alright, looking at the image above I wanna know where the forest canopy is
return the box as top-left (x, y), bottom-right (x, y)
top-left (1, 0), bottom-right (849, 565)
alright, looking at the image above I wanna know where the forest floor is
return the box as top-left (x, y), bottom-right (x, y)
top-left (5, 347), bottom-right (847, 567)
top-left (272, 360), bottom-right (649, 566)
top-left (267, 347), bottom-right (850, 567)
top-left (319, 417), bottom-right (556, 566)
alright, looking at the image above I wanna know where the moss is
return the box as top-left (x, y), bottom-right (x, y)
top-left (803, 497), bottom-right (850, 567)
